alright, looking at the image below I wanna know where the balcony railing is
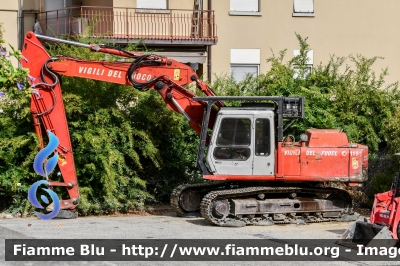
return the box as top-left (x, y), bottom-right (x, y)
top-left (34, 6), bottom-right (217, 45)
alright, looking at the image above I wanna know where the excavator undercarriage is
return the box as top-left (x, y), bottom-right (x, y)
top-left (171, 182), bottom-right (359, 227)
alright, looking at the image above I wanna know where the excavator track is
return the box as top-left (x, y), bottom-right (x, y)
top-left (200, 186), bottom-right (358, 227)
top-left (170, 181), bottom-right (231, 216)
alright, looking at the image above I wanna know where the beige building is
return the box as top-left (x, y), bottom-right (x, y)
top-left (213, 0), bottom-right (400, 85)
top-left (1, 0), bottom-right (399, 85)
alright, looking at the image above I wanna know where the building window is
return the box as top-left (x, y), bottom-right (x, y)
top-left (231, 65), bottom-right (259, 82)
top-left (229, 0), bottom-right (261, 16)
top-left (137, 0), bottom-right (167, 9)
top-left (293, 0), bottom-right (314, 17)
top-left (230, 49), bottom-right (260, 82)
top-left (293, 49), bottom-right (313, 79)
top-left (136, 0), bottom-right (169, 13)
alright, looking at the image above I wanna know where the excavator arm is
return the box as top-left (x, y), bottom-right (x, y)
top-left (21, 31), bottom-right (222, 211)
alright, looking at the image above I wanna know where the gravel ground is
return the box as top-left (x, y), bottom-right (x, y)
top-left (0, 211), bottom-right (397, 266)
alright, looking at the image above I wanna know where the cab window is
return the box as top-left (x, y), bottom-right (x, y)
top-left (214, 118), bottom-right (251, 160)
top-left (255, 118), bottom-right (271, 156)
top-left (216, 118), bottom-right (251, 146)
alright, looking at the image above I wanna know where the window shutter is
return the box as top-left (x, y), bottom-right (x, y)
top-left (231, 49), bottom-right (260, 64)
top-left (137, 0), bottom-right (167, 9)
top-left (230, 0), bottom-right (258, 12)
top-left (294, 0), bottom-right (314, 13)
top-left (231, 65), bottom-right (259, 82)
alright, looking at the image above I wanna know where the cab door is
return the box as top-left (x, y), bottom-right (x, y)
top-left (252, 115), bottom-right (275, 175)
top-left (207, 116), bottom-right (253, 175)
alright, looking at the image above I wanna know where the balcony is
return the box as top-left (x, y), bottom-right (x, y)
top-left (34, 6), bottom-right (217, 45)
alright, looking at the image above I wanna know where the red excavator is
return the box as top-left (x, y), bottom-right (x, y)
top-left (21, 31), bottom-right (368, 226)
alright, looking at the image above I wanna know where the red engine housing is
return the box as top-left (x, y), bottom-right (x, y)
top-left (277, 129), bottom-right (368, 185)
top-left (205, 129), bottom-right (368, 185)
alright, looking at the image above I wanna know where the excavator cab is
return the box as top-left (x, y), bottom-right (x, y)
top-left (194, 96), bottom-right (304, 179)
top-left (206, 107), bottom-right (275, 176)
top-left (336, 153), bottom-right (400, 248)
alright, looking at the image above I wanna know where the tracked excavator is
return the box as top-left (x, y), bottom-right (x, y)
top-left (21, 31), bottom-right (368, 226)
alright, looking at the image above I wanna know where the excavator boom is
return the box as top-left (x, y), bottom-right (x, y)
top-left (21, 31), bottom-right (222, 212)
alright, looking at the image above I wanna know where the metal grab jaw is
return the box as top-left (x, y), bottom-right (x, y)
top-left (337, 152), bottom-right (400, 249)
top-left (336, 219), bottom-right (397, 249)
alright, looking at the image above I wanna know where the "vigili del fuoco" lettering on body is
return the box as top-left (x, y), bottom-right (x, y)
top-left (78, 67), bottom-right (122, 78)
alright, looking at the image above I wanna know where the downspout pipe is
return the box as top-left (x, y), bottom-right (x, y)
top-left (207, 0), bottom-right (212, 83)
top-left (18, 0), bottom-right (23, 51)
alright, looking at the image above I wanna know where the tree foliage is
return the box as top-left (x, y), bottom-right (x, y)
top-left (0, 23), bottom-right (36, 214)
top-left (128, 92), bottom-right (202, 202)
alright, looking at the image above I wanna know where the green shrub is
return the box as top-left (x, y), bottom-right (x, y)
top-left (366, 156), bottom-right (399, 206)
top-left (130, 92), bottom-right (202, 202)
top-left (0, 23), bottom-right (36, 215)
